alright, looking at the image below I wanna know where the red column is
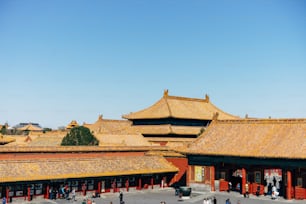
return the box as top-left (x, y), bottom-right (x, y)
top-left (6, 187), bottom-right (9, 203)
top-left (241, 168), bottom-right (246, 195)
top-left (82, 183), bottom-right (86, 196)
top-left (125, 179), bottom-right (129, 192)
top-left (27, 187), bottom-right (31, 201)
top-left (211, 166), bottom-right (215, 191)
top-left (151, 177), bottom-right (154, 189)
top-left (45, 185), bottom-right (49, 199)
top-left (97, 182), bottom-right (101, 194)
top-left (286, 171), bottom-right (292, 200)
top-left (112, 181), bottom-right (116, 193)
top-left (138, 178), bottom-right (142, 190)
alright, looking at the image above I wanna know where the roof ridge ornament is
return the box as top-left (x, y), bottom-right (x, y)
top-left (205, 94), bottom-right (210, 102)
top-left (98, 114), bottom-right (103, 121)
top-left (212, 112), bottom-right (219, 121)
top-left (163, 89), bottom-right (169, 97)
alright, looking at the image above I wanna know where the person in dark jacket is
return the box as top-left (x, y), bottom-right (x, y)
top-left (119, 191), bottom-right (123, 203)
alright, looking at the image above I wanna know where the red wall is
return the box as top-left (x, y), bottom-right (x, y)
top-left (166, 157), bottom-right (188, 186)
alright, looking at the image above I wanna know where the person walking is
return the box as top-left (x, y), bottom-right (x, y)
top-left (2, 197), bottom-right (6, 204)
top-left (71, 188), bottom-right (76, 201)
top-left (244, 183), bottom-right (249, 198)
top-left (213, 196), bottom-right (217, 204)
top-left (119, 191), bottom-right (123, 204)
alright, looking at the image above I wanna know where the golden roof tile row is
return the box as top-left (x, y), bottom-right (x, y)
top-left (0, 155), bottom-right (178, 182)
top-left (186, 119), bottom-right (306, 159)
top-left (123, 90), bottom-right (238, 120)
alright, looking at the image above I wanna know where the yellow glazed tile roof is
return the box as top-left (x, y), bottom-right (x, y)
top-left (0, 155), bottom-right (178, 183)
top-left (0, 145), bottom-right (170, 153)
top-left (84, 116), bottom-right (136, 135)
top-left (186, 119), bottom-right (306, 159)
top-left (0, 135), bottom-right (16, 144)
top-left (145, 150), bottom-right (185, 157)
top-left (123, 90), bottom-right (238, 120)
top-left (95, 133), bottom-right (151, 146)
top-left (27, 135), bottom-right (65, 146)
top-left (66, 120), bottom-right (79, 129)
top-left (18, 124), bottom-right (42, 131)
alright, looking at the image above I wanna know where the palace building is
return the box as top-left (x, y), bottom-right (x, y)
top-left (185, 119), bottom-right (306, 200)
top-left (0, 90), bottom-right (305, 201)
top-left (123, 89), bottom-right (238, 147)
top-left (0, 146), bottom-right (179, 201)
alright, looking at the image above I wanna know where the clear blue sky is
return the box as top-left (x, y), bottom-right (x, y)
top-left (1, 0), bottom-right (305, 129)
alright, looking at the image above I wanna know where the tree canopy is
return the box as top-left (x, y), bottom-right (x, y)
top-left (61, 126), bottom-right (99, 146)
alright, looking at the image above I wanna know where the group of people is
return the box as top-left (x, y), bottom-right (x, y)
top-left (48, 186), bottom-right (72, 200)
top-left (2, 197), bottom-right (6, 204)
top-left (202, 196), bottom-right (217, 204)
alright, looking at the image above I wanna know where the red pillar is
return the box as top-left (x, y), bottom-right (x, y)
top-left (27, 187), bottom-right (31, 201)
top-left (138, 178), bottom-right (142, 190)
top-left (97, 182), bottom-right (101, 194)
top-left (6, 187), bottom-right (9, 203)
top-left (241, 168), bottom-right (246, 195)
top-left (286, 170), bottom-right (292, 200)
top-left (82, 183), bottom-right (86, 196)
top-left (151, 177), bottom-right (154, 189)
top-left (125, 179), bottom-right (129, 192)
top-left (45, 185), bottom-right (49, 199)
top-left (211, 166), bottom-right (215, 191)
top-left (112, 181), bottom-right (116, 193)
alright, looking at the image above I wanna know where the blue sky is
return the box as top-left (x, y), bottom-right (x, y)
top-left (0, 0), bottom-right (305, 129)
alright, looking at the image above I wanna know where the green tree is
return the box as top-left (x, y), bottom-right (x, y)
top-left (61, 126), bottom-right (99, 146)
top-left (1, 126), bottom-right (7, 135)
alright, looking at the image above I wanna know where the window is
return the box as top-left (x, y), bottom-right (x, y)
top-left (35, 184), bottom-right (43, 195)
top-left (254, 171), bottom-right (261, 184)
top-left (220, 172), bottom-right (226, 180)
top-left (87, 180), bottom-right (94, 190)
top-left (297, 178), bottom-right (303, 187)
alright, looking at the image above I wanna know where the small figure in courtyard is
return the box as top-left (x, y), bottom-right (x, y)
top-left (271, 186), bottom-right (279, 200)
top-left (213, 196), bottom-right (217, 204)
top-left (2, 197), bottom-right (6, 204)
top-left (119, 191), bottom-right (123, 204)
top-left (49, 187), bottom-right (52, 199)
top-left (255, 185), bottom-right (260, 196)
top-left (244, 183), bottom-right (249, 198)
top-left (227, 182), bottom-right (232, 192)
top-left (225, 198), bottom-right (231, 204)
top-left (71, 188), bottom-right (76, 201)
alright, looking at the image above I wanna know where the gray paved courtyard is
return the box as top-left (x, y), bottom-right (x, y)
top-left (12, 188), bottom-right (305, 204)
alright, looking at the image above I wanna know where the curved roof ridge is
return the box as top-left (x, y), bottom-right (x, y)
top-left (207, 100), bottom-right (240, 119)
top-left (164, 96), bottom-right (173, 118)
top-left (166, 95), bottom-right (209, 102)
top-left (123, 90), bottom-right (238, 120)
top-left (122, 97), bottom-right (171, 119)
top-left (217, 118), bottom-right (306, 124)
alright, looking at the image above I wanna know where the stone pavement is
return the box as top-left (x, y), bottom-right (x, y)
top-left (9, 188), bottom-right (306, 204)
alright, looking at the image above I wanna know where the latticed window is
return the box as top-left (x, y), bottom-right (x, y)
top-left (255, 171), bottom-right (261, 184)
